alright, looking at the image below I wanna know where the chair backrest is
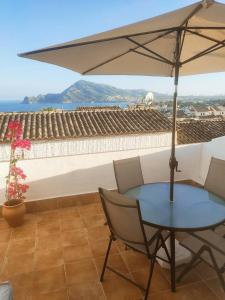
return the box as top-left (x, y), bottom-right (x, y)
top-left (204, 157), bottom-right (225, 200)
top-left (99, 188), bottom-right (149, 254)
top-left (113, 156), bottom-right (144, 194)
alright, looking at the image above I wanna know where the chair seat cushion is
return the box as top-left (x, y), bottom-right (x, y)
top-left (125, 227), bottom-right (169, 256)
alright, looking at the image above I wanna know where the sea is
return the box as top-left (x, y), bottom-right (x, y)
top-left (0, 101), bottom-right (129, 113)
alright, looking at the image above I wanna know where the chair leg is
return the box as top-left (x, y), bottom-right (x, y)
top-left (207, 248), bottom-right (225, 292)
top-left (144, 257), bottom-right (156, 300)
top-left (100, 236), bottom-right (113, 282)
top-left (144, 235), bottom-right (161, 300)
top-left (177, 246), bottom-right (206, 283)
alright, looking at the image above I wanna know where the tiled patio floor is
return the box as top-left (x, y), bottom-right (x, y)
top-left (0, 202), bottom-right (224, 300)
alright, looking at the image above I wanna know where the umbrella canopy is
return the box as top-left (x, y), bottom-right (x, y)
top-left (19, 0), bottom-right (225, 201)
top-left (20, 0), bottom-right (225, 76)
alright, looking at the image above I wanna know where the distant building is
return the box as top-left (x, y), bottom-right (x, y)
top-left (185, 105), bottom-right (213, 117)
top-left (211, 105), bottom-right (225, 116)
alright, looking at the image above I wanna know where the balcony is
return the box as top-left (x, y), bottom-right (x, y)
top-left (0, 134), bottom-right (225, 299)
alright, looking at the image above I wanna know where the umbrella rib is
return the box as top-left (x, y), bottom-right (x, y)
top-left (126, 37), bottom-right (173, 65)
top-left (186, 28), bottom-right (225, 46)
top-left (131, 49), bottom-right (172, 65)
top-left (169, 2), bottom-right (203, 76)
top-left (180, 3), bottom-right (203, 27)
top-left (19, 27), bottom-right (183, 57)
top-left (82, 29), bottom-right (175, 74)
top-left (182, 38), bottom-right (225, 65)
top-left (82, 52), bottom-right (132, 74)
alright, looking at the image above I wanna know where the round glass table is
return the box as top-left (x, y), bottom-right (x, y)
top-left (124, 182), bottom-right (225, 292)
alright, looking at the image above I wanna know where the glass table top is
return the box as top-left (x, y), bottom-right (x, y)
top-left (125, 183), bottom-right (225, 231)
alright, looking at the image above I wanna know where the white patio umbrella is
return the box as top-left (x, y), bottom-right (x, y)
top-left (19, 0), bottom-right (225, 201)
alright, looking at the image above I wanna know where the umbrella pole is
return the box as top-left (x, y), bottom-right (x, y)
top-left (169, 33), bottom-right (181, 202)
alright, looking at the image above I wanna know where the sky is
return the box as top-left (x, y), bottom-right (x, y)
top-left (2, 0), bottom-right (225, 100)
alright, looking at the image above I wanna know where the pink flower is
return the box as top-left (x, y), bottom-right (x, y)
top-left (6, 121), bottom-right (31, 202)
top-left (10, 166), bottom-right (27, 179)
top-left (18, 184), bottom-right (29, 193)
top-left (11, 139), bottom-right (31, 150)
top-left (8, 121), bottom-right (22, 138)
top-left (7, 183), bottom-right (17, 198)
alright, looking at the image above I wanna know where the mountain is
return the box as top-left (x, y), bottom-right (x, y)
top-left (23, 80), bottom-right (150, 104)
top-left (22, 80), bottom-right (225, 104)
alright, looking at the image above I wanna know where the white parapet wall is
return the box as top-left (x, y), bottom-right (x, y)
top-left (0, 133), bottom-right (172, 161)
top-left (0, 144), bottom-right (203, 203)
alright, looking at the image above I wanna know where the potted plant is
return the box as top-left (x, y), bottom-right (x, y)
top-left (2, 121), bottom-right (31, 227)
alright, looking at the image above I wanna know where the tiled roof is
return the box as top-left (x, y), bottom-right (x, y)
top-left (177, 119), bottom-right (225, 144)
top-left (0, 108), bottom-right (172, 143)
top-left (190, 105), bottom-right (213, 112)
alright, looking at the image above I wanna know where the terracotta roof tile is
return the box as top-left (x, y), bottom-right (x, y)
top-left (0, 108), bottom-right (172, 143)
top-left (177, 119), bottom-right (225, 144)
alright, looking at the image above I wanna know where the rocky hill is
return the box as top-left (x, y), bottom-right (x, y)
top-left (23, 80), bottom-right (150, 104)
top-left (22, 80), bottom-right (225, 104)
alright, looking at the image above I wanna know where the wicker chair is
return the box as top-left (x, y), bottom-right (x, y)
top-left (99, 188), bottom-right (170, 300)
top-left (205, 157), bottom-right (225, 237)
top-left (113, 156), bottom-right (144, 194)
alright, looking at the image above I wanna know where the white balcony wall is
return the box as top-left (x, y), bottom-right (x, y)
top-left (0, 140), bottom-right (202, 203)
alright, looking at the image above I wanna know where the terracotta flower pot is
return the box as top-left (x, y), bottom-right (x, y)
top-left (2, 200), bottom-right (26, 227)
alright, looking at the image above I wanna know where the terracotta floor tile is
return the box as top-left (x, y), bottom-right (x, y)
top-left (87, 225), bottom-right (110, 242)
top-left (95, 253), bottom-right (129, 278)
top-left (0, 229), bottom-right (12, 243)
top-left (160, 264), bottom-right (202, 288)
top-left (132, 264), bottom-right (171, 295)
top-left (90, 239), bottom-right (119, 257)
top-left (204, 278), bottom-right (225, 300)
top-left (63, 243), bottom-right (92, 263)
top-left (150, 281), bottom-right (220, 300)
top-left (2, 253), bottom-right (34, 277)
top-left (0, 219), bottom-right (11, 231)
top-left (0, 242), bottom-right (9, 258)
top-left (36, 234), bottom-right (61, 250)
top-left (59, 207), bottom-right (80, 218)
top-left (79, 203), bottom-right (103, 217)
top-left (195, 261), bottom-right (218, 280)
top-left (68, 281), bottom-right (105, 300)
top-left (33, 266), bottom-right (66, 294)
top-left (61, 229), bottom-right (88, 247)
top-left (120, 249), bottom-right (149, 272)
top-left (61, 216), bottom-right (84, 232)
top-left (6, 272), bottom-right (34, 293)
top-left (36, 210), bottom-right (60, 224)
top-left (37, 222), bottom-right (61, 237)
top-left (0, 206), bottom-right (219, 300)
top-left (32, 289), bottom-right (68, 300)
top-left (23, 213), bottom-right (39, 225)
top-left (96, 202), bottom-right (104, 213)
top-left (102, 272), bottom-right (142, 300)
top-left (114, 240), bottom-right (127, 252)
top-left (12, 224), bottom-right (36, 240)
top-left (35, 248), bottom-right (64, 271)
top-left (65, 259), bottom-right (98, 285)
top-left (13, 288), bottom-right (32, 300)
top-left (7, 238), bottom-right (35, 258)
top-left (82, 214), bottom-right (105, 229)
